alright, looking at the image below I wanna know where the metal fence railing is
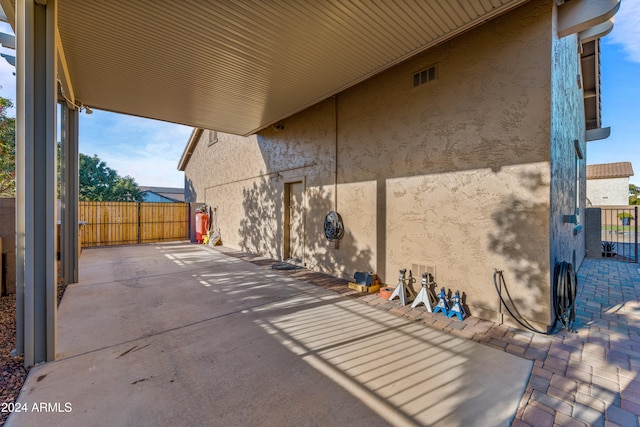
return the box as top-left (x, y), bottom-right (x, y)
top-left (600, 206), bottom-right (638, 263)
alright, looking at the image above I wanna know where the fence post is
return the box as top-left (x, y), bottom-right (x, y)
top-left (137, 202), bottom-right (141, 245)
top-left (633, 205), bottom-right (638, 263)
top-left (188, 203), bottom-right (193, 243)
top-left (585, 208), bottom-right (601, 258)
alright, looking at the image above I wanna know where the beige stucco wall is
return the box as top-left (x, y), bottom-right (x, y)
top-left (587, 177), bottom-right (630, 206)
top-left (185, 100), bottom-right (339, 264)
top-left (184, 0), bottom-right (576, 329)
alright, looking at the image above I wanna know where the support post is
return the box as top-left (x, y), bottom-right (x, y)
top-left (633, 205), bottom-right (638, 263)
top-left (15, 0), bottom-right (58, 367)
top-left (137, 202), bottom-right (141, 244)
top-left (60, 104), bottom-right (66, 281)
top-left (60, 104), bottom-right (79, 284)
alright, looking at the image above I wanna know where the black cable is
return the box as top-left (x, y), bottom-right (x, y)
top-left (493, 262), bottom-right (577, 335)
top-left (493, 269), bottom-right (552, 334)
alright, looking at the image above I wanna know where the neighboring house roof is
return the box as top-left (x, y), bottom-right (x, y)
top-left (178, 128), bottom-right (203, 172)
top-left (586, 162), bottom-right (634, 180)
top-left (139, 186), bottom-right (185, 202)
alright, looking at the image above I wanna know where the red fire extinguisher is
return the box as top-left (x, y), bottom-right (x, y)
top-left (195, 210), bottom-right (209, 244)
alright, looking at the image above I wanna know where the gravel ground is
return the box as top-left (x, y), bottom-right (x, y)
top-left (0, 294), bottom-right (28, 427)
top-left (0, 278), bottom-right (66, 426)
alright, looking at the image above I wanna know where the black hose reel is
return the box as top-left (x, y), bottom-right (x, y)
top-left (324, 211), bottom-right (344, 241)
top-left (553, 261), bottom-right (577, 332)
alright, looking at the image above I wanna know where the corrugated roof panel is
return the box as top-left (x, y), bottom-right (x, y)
top-left (440, 1), bottom-right (471, 27)
top-left (57, 0), bottom-right (529, 135)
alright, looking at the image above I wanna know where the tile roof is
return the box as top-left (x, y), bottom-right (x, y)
top-left (586, 162), bottom-right (634, 179)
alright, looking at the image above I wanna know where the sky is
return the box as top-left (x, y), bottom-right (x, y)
top-left (593, 0), bottom-right (640, 185)
top-left (0, 24), bottom-right (192, 189)
top-left (0, 3), bottom-right (639, 188)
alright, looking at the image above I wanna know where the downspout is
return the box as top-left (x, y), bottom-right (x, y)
top-left (333, 96), bottom-right (339, 249)
top-left (333, 95), bottom-right (338, 212)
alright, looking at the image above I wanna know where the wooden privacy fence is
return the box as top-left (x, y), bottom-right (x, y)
top-left (79, 201), bottom-right (190, 247)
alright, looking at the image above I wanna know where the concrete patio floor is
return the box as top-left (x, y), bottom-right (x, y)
top-left (6, 242), bottom-right (532, 427)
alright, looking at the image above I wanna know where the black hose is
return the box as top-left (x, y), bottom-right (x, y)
top-left (493, 261), bottom-right (577, 335)
top-left (553, 261), bottom-right (577, 332)
top-left (324, 211), bottom-right (344, 241)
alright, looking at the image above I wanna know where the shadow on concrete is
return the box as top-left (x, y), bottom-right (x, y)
top-left (7, 244), bottom-right (530, 427)
top-left (179, 244), bottom-right (530, 427)
top-left (238, 174), bottom-right (375, 282)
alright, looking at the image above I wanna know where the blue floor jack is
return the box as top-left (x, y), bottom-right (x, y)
top-left (447, 290), bottom-right (466, 321)
top-left (433, 287), bottom-right (449, 316)
top-left (411, 273), bottom-right (437, 312)
top-left (389, 269), bottom-right (415, 306)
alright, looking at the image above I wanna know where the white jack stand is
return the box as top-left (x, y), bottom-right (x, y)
top-left (389, 269), bottom-right (415, 306)
top-left (411, 273), bottom-right (437, 312)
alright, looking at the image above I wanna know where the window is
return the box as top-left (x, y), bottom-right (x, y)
top-left (575, 156), bottom-right (580, 215)
top-left (574, 139), bottom-right (583, 218)
top-left (565, 140), bottom-right (583, 234)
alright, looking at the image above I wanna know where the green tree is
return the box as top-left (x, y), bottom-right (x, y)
top-left (0, 103), bottom-right (141, 201)
top-left (0, 97), bottom-right (16, 197)
top-left (630, 184), bottom-right (640, 205)
top-left (79, 153), bottom-right (143, 201)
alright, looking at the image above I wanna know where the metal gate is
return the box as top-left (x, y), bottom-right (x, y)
top-left (79, 201), bottom-right (190, 247)
top-left (600, 206), bottom-right (638, 263)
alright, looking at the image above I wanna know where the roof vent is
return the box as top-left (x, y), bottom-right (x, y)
top-left (413, 65), bottom-right (437, 87)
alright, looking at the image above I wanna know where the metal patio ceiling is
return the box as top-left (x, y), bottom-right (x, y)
top-left (49, 0), bottom-right (529, 136)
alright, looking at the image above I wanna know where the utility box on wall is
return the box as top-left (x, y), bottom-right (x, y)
top-left (585, 208), bottom-right (602, 258)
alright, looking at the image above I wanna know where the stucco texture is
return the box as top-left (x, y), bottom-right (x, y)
top-left (549, 3), bottom-right (587, 286)
top-left (184, 0), bottom-right (584, 329)
top-left (587, 177), bottom-right (630, 206)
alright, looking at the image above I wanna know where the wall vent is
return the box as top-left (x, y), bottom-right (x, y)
top-left (411, 263), bottom-right (436, 282)
top-left (412, 65), bottom-right (437, 87)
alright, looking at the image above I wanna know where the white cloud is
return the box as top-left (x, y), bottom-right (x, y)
top-left (103, 153), bottom-right (187, 188)
top-left (80, 110), bottom-right (193, 188)
top-left (606, 0), bottom-right (640, 63)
